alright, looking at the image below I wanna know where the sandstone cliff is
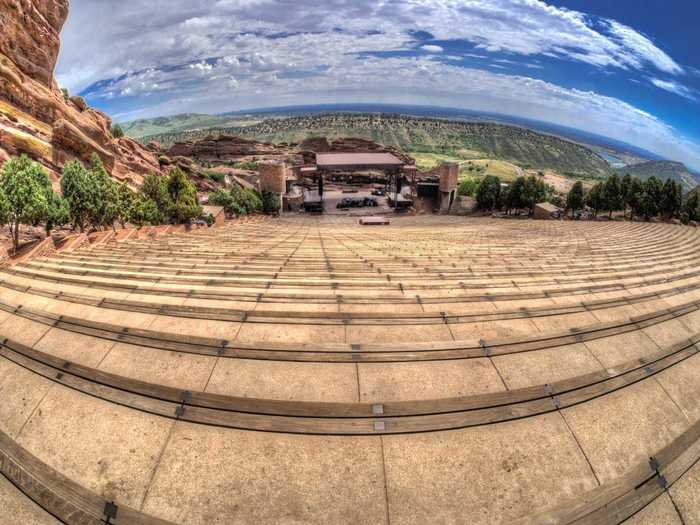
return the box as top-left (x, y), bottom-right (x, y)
top-left (0, 0), bottom-right (162, 186)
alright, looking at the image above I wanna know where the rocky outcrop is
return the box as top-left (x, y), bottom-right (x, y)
top-left (326, 137), bottom-right (414, 164)
top-left (167, 134), bottom-right (291, 162)
top-left (0, 0), bottom-right (163, 186)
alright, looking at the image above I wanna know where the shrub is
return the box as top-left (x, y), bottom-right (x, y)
top-left (209, 189), bottom-right (236, 215)
top-left (141, 174), bottom-right (171, 213)
top-left (205, 171), bottom-right (226, 183)
top-left (261, 191), bottom-right (281, 215)
top-left (233, 161), bottom-right (259, 171)
top-left (166, 167), bottom-right (202, 223)
top-left (131, 195), bottom-right (162, 226)
top-left (111, 124), bottom-right (125, 138)
top-left (457, 177), bottom-right (479, 197)
top-left (205, 214), bottom-right (215, 227)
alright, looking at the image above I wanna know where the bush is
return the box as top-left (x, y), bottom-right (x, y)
top-left (233, 161), bottom-right (259, 171)
top-left (205, 171), bottom-right (226, 183)
top-left (205, 214), bottom-right (215, 227)
top-left (111, 124), bottom-right (125, 138)
top-left (261, 191), bottom-right (281, 215)
top-left (230, 184), bottom-right (262, 214)
top-left (209, 189), bottom-right (236, 215)
top-left (166, 168), bottom-right (202, 223)
top-left (457, 177), bottom-right (479, 197)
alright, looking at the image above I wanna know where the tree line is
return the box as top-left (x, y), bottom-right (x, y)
top-left (459, 171), bottom-right (699, 223)
top-left (208, 186), bottom-right (281, 215)
top-left (0, 154), bottom-right (203, 252)
top-left (459, 174), bottom-right (554, 216)
top-left (566, 174), bottom-right (697, 222)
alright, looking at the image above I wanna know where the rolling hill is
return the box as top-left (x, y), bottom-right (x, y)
top-left (121, 113), bottom-right (263, 138)
top-left (140, 114), bottom-right (612, 178)
top-left (614, 160), bottom-right (699, 192)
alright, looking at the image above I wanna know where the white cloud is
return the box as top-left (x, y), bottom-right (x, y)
top-left (54, 0), bottom-right (699, 170)
top-left (650, 78), bottom-right (698, 101)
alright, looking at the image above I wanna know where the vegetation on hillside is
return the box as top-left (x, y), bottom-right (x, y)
top-left (0, 155), bottom-right (211, 253)
top-left (614, 160), bottom-right (698, 193)
top-left (144, 114), bottom-right (611, 177)
top-left (120, 113), bottom-right (263, 139)
top-left (467, 169), bottom-right (697, 224)
top-left (0, 155), bottom-right (67, 251)
top-left (209, 185), bottom-right (262, 216)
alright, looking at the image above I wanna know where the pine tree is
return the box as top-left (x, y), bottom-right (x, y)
top-left (61, 160), bottom-right (97, 232)
top-left (475, 175), bottom-right (501, 211)
top-left (166, 168), bottom-right (202, 223)
top-left (566, 181), bottom-right (584, 217)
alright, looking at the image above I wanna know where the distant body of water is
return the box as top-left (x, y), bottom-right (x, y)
top-left (598, 151), bottom-right (626, 168)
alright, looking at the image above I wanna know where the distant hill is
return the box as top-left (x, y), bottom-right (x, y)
top-left (613, 160), bottom-right (699, 192)
top-left (143, 114), bottom-right (611, 178)
top-left (121, 113), bottom-right (262, 138)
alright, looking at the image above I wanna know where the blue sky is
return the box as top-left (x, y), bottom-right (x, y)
top-left (56, 0), bottom-right (700, 170)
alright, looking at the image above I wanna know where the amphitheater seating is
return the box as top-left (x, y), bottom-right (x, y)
top-left (0, 215), bottom-right (698, 524)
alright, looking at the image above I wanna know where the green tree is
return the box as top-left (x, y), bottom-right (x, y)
top-left (111, 124), bottom-right (125, 139)
top-left (660, 179), bottom-right (682, 219)
top-left (457, 177), bottom-right (479, 197)
top-left (585, 182), bottom-right (604, 217)
top-left (61, 160), bottom-right (97, 232)
top-left (166, 168), bottom-right (202, 223)
top-left (261, 191), bottom-right (281, 215)
top-left (45, 192), bottom-right (70, 236)
top-left (627, 177), bottom-right (645, 220)
top-left (89, 154), bottom-right (119, 230)
top-left (521, 175), bottom-right (548, 215)
top-left (141, 174), bottom-right (171, 216)
top-left (566, 181), bottom-right (585, 217)
top-left (641, 176), bottom-right (663, 220)
top-left (475, 175), bottom-right (501, 211)
top-left (209, 189), bottom-right (237, 215)
top-left (620, 174), bottom-right (632, 217)
top-left (0, 156), bottom-right (51, 251)
top-left (603, 174), bottom-right (624, 218)
top-left (0, 191), bottom-right (9, 230)
top-left (131, 195), bottom-right (162, 226)
top-left (683, 189), bottom-right (699, 222)
top-left (504, 177), bottom-right (526, 214)
top-left (116, 182), bottom-right (136, 228)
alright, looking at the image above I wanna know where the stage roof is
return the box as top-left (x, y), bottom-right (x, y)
top-left (316, 152), bottom-right (404, 169)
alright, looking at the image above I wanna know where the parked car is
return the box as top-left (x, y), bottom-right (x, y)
top-left (371, 189), bottom-right (386, 196)
top-left (363, 197), bottom-right (378, 207)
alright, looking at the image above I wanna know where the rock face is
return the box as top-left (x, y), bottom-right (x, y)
top-left (167, 135), bottom-right (291, 163)
top-left (325, 137), bottom-right (414, 164)
top-left (0, 0), bottom-right (162, 186)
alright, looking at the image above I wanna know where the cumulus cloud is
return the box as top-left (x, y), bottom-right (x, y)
top-left (420, 45), bottom-right (444, 53)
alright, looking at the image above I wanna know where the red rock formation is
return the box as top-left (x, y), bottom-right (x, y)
top-left (167, 134), bottom-right (293, 162)
top-left (0, 0), bottom-right (162, 186)
top-left (327, 137), bottom-right (414, 164)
